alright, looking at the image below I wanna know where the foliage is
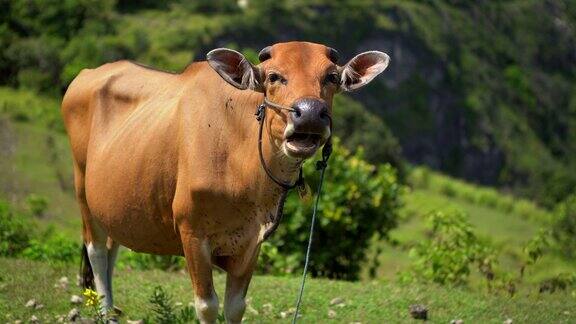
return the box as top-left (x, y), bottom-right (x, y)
top-left (0, 87), bottom-right (63, 132)
top-left (332, 95), bottom-right (404, 172)
top-left (552, 193), bottom-right (576, 258)
top-left (538, 273), bottom-right (576, 294)
top-left (21, 233), bottom-right (80, 263)
top-left (403, 210), bottom-right (496, 286)
top-left (0, 199), bottom-right (79, 262)
top-left (262, 139), bottom-right (404, 280)
top-left (0, 0), bottom-right (117, 93)
top-left (0, 200), bottom-right (31, 257)
top-left (148, 286), bottom-right (205, 324)
top-left (25, 193), bottom-right (48, 217)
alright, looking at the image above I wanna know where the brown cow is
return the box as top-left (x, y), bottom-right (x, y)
top-left (61, 41), bottom-right (389, 323)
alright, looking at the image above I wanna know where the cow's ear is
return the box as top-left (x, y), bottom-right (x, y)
top-left (340, 51), bottom-right (390, 92)
top-left (207, 48), bottom-right (263, 92)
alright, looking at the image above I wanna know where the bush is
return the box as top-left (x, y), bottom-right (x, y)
top-left (21, 233), bottom-right (80, 263)
top-left (262, 139), bottom-right (404, 280)
top-left (0, 200), bottom-right (31, 257)
top-left (403, 210), bottom-right (496, 286)
top-left (26, 194), bottom-right (49, 217)
top-left (552, 193), bottom-right (576, 258)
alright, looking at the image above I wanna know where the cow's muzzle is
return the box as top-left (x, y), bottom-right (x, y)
top-left (283, 98), bottom-right (331, 158)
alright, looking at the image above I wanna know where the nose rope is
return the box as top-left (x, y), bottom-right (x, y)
top-left (255, 100), bottom-right (302, 190)
top-left (255, 98), bottom-right (332, 323)
top-left (263, 97), bottom-right (298, 113)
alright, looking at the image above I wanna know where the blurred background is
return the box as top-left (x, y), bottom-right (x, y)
top-left (1, 0), bottom-right (575, 321)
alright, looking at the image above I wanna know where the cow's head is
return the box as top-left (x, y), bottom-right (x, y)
top-left (207, 41), bottom-right (389, 159)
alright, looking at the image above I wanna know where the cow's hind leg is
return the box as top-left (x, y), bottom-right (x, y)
top-left (74, 162), bottom-right (117, 317)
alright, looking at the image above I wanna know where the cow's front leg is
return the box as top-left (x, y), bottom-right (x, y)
top-left (216, 247), bottom-right (259, 324)
top-left (180, 231), bottom-right (219, 324)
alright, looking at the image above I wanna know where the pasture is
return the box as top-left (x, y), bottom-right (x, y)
top-left (1, 258), bottom-right (573, 323)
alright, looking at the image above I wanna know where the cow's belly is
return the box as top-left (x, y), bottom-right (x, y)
top-left (84, 155), bottom-right (182, 255)
top-left (85, 187), bottom-right (183, 255)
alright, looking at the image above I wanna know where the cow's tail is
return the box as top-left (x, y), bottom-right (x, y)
top-left (80, 244), bottom-right (94, 290)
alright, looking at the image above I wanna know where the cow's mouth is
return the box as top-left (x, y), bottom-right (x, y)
top-left (284, 132), bottom-right (322, 158)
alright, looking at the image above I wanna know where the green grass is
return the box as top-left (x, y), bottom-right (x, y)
top-left (1, 258), bottom-right (574, 323)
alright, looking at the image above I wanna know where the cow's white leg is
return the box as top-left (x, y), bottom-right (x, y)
top-left (106, 240), bottom-right (120, 294)
top-left (219, 250), bottom-right (258, 324)
top-left (86, 241), bottom-right (113, 312)
top-left (224, 272), bottom-right (252, 324)
top-left (181, 233), bottom-right (219, 324)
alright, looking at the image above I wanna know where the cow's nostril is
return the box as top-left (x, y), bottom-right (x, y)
top-left (292, 107), bottom-right (302, 118)
top-left (320, 109), bottom-right (329, 120)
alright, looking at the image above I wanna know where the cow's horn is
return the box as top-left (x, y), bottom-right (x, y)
top-left (327, 47), bottom-right (339, 64)
top-left (258, 46), bottom-right (272, 62)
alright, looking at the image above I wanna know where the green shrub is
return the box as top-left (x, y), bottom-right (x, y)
top-left (263, 139), bottom-right (404, 280)
top-left (21, 233), bottom-right (80, 263)
top-left (552, 194), bottom-right (576, 258)
top-left (0, 200), bottom-right (31, 257)
top-left (25, 194), bottom-right (49, 217)
top-left (538, 273), bottom-right (576, 294)
top-left (403, 210), bottom-right (496, 286)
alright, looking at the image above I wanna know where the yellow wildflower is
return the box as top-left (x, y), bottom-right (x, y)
top-left (82, 288), bottom-right (100, 307)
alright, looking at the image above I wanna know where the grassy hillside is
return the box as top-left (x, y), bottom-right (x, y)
top-left (364, 167), bottom-right (576, 286)
top-left (1, 258), bottom-right (574, 323)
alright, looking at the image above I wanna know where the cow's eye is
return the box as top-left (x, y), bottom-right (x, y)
top-left (325, 72), bottom-right (340, 85)
top-left (268, 73), bottom-right (285, 84)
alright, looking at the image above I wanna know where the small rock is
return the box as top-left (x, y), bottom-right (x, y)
top-left (409, 304), bottom-right (428, 320)
top-left (34, 303), bottom-right (44, 310)
top-left (70, 295), bottom-right (83, 304)
top-left (55, 276), bottom-right (70, 289)
top-left (174, 302), bottom-right (183, 307)
top-left (330, 297), bottom-right (345, 306)
top-left (451, 320), bottom-right (464, 324)
top-left (564, 311), bottom-right (571, 316)
top-left (261, 303), bottom-right (273, 314)
top-left (30, 315), bottom-right (39, 323)
top-left (13, 320), bottom-right (22, 324)
top-left (349, 322), bottom-right (362, 324)
top-left (280, 308), bottom-right (296, 319)
top-left (67, 308), bottom-right (80, 322)
top-left (328, 309), bottom-right (337, 319)
top-left (55, 314), bottom-right (66, 323)
top-left (503, 319), bottom-right (513, 324)
top-left (25, 299), bottom-right (37, 308)
top-left (127, 320), bottom-right (144, 324)
top-left (247, 305), bottom-right (259, 316)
